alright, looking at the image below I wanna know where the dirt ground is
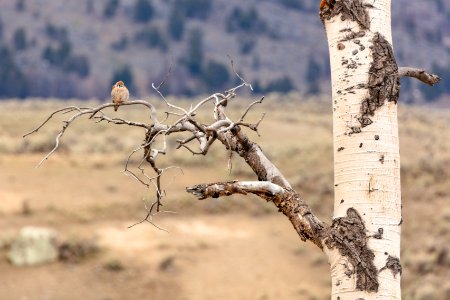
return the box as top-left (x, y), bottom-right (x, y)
top-left (0, 154), bottom-right (330, 300)
top-left (1, 100), bottom-right (449, 299)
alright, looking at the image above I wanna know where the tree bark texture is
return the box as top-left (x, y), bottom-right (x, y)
top-left (321, 0), bottom-right (402, 299)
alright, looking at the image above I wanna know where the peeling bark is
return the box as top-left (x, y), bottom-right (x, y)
top-left (325, 208), bottom-right (379, 292)
top-left (217, 126), bottom-right (290, 188)
top-left (358, 33), bottom-right (400, 128)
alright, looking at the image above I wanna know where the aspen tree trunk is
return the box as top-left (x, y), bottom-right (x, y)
top-left (321, 1), bottom-right (402, 299)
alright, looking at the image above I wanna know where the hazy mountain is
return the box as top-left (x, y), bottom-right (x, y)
top-left (0, 0), bottom-right (449, 104)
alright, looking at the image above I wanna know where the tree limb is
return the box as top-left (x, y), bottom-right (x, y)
top-left (398, 67), bottom-right (441, 86)
top-left (187, 181), bottom-right (329, 249)
top-left (24, 80), bottom-right (329, 249)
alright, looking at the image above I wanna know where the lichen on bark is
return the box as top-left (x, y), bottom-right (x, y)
top-left (358, 33), bottom-right (400, 127)
top-left (325, 208), bottom-right (379, 292)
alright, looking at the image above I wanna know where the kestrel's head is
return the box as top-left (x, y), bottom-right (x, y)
top-left (115, 81), bottom-right (125, 87)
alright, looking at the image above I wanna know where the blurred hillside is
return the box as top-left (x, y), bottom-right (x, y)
top-left (0, 0), bottom-right (449, 103)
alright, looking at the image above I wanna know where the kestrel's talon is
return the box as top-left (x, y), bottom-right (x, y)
top-left (111, 80), bottom-right (130, 112)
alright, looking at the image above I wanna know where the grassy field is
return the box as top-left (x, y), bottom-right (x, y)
top-left (0, 95), bottom-right (449, 299)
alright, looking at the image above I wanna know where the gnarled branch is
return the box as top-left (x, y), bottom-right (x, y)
top-left (24, 80), bottom-right (329, 248)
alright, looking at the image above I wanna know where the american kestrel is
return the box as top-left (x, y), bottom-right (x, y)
top-left (111, 81), bottom-right (129, 111)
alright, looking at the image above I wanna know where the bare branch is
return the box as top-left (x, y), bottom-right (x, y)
top-left (398, 67), bottom-right (441, 86)
top-left (92, 115), bottom-right (149, 129)
top-left (239, 96), bottom-right (264, 122)
top-left (227, 55), bottom-right (253, 91)
top-left (187, 180), bottom-right (285, 200)
top-left (25, 77), bottom-right (329, 248)
top-left (24, 100), bottom-right (159, 166)
top-left (23, 106), bottom-right (82, 138)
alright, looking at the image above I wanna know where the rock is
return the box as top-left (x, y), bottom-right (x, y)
top-left (8, 227), bottom-right (58, 266)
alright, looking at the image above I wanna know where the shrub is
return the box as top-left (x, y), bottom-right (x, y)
top-left (0, 46), bottom-right (29, 98)
top-left (13, 27), bottom-right (28, 51)
top-left (135, 26), bottom-right (168, 51)
top-left (64, 55), bottom-right (90, 78)
top-left (280, 0), bottom-right (304, 10)
top-left (45, 23), bottom-right (68, 42)
top-left (202, 60), bottom-right (230, 90)
top-left (226, 6), bottom-right (267, 34)
top-left (175, 0), bottom-right (211, 19)
top-left (265, 77), bottom-right (295, 93)
top-left (111, 35), bottom-right (128, 51)
top-left (167, 6), bottom-right (185, 41)
top-left (133, 0), bottom-right (154, 23)
top-left (103, 0), bottom-right (120, 18)
top-left (183, 28), bottom-right (204, 75)
top-left (42, 41), bottom-right (72, 66)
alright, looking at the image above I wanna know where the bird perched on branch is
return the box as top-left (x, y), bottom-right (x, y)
top-left (111, 81), bottom-right (129, 112)
top-left (320, 0), bottom-right (336, 11)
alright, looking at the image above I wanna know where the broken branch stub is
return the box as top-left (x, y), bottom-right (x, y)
top-left (398, 67), bottom-right (441, 86)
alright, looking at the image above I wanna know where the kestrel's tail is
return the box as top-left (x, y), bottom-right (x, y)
top-left (114, 104), bottom-right (119, 112)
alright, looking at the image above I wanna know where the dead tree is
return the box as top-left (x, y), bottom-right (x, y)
top-left (24, 1), bottom-right (440, 299)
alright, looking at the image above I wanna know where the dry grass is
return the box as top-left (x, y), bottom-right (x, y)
top-left (0, 96), bottom-right (449, 299)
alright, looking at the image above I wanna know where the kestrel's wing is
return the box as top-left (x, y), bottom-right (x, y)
top-left (111, 87), bottom-right (121, 111)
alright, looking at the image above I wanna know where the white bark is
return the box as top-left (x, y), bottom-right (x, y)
top-left (323, 0), bottom-right (401, 299)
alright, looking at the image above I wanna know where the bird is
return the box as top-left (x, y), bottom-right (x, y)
top-left (320, 0), bottom-right (335, 10)
top-left (111, 81), bottom-right (129, 112)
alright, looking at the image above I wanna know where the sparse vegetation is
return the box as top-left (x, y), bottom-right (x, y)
top-left (174, 0), bottom-right (212, 19)
top-left (135, 26), bottom-right (168, 51)
top-left (167, 5), bottom-right (185, 41)
top-left (202, 60), bottom-right (230, 90)
top-left (226, 6), bottom-right (267, 34)
top-left (12, 27), bottom-right (28, 51)
top-left (0, 46), bottom-right (28, 98)
top-left (183, 28), bottom-right (204, 75)
top-left (103, 0), bottom-right (120, 19)
top-left (133, 0), bottom-right (154, 23)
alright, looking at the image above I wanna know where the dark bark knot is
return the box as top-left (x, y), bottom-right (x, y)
top-left (325, 208), bottom-right (379, 292)
top-left (358, 33), bottom-right (400, 128)
top-left (320, 0), bottom-right (370, 30)
top-left (380, 255), bottom-right (402, 278)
